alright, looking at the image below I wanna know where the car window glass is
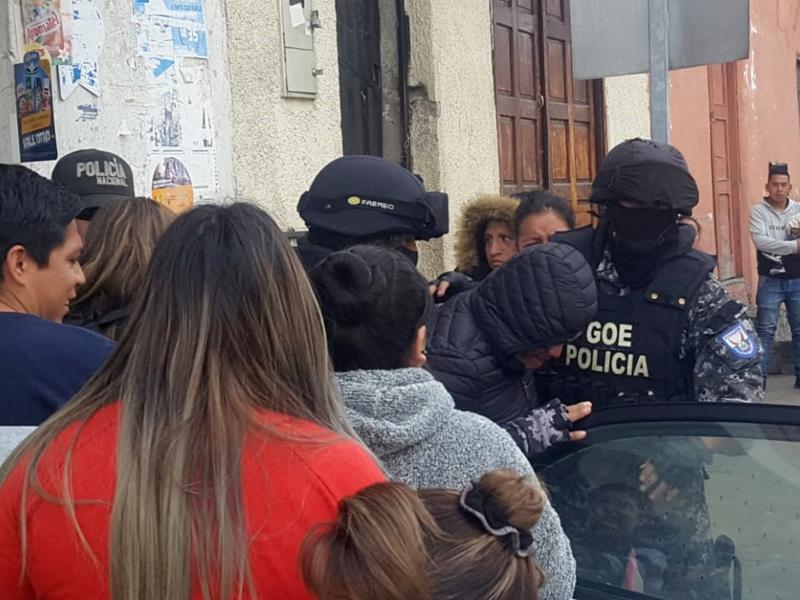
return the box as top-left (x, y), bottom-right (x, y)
top-left (540, 423), bottom-right (800, 600)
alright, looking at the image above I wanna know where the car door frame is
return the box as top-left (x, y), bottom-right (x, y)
top-left (531, 402), bottom-right (800, 600)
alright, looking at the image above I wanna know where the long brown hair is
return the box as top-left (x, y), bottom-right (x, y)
top-left (302, 470), bottom-right (545, 600)
top-left (70, 197), bottom-right (174, 340)
top-left (1, 203), bottom-right (354, 600)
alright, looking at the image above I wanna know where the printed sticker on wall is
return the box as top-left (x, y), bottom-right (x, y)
top-left (14, 44), bottom-right (58, 162)
top-left (22, 0), bottom-right (72, 65)
top-left (151, 157), bottom-right (194, 213)
top-left (134, 0), bottom-right (208, 60)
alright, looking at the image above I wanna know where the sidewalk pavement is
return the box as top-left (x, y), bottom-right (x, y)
top-left (765, 374), bottom-right (800, 406)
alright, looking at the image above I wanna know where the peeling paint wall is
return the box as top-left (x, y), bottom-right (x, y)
top-left (0, 0), bottom-right (235, 203)
top-left (604, 74), bottom-right (650, 149)
top-left (405, 0), bottom-right (500, 276)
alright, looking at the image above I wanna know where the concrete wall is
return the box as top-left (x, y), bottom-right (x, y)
top-left (0, 0), bottom-right (235, 202)
top-left (225, 0), bottom-right (343, 228)
top-left (405, 0), bottom-right (500, 276)
top-left (604, 74), bottom-right (650, 149)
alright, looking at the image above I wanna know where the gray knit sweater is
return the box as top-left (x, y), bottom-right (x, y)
top-left (337, 368), bottom-right (576, 600)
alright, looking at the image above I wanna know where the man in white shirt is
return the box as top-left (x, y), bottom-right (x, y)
top-left (749, 162), bottom-right (800, 387)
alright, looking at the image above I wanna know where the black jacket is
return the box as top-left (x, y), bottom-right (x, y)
top-left (426, 243), bottom-right (597, 452)
top-left (64, 304), bottom-right (129, 340)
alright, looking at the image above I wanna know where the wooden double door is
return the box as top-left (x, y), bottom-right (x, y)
top-left (492, 0), bottom-right (603, 225)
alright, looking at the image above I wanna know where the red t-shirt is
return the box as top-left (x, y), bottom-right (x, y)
top-left (0, 403), bottom-right (385, 599)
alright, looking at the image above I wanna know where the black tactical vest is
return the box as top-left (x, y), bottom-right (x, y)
top-left (542, 226), bottom-right (716, 406)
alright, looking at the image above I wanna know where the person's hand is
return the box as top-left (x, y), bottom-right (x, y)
top-left (429, 279), bottom-right (451, 299)
top-left (795, 237), bottom-right (800, 251)
top-left (566, 401), bottom-right (592, 441)
top-left (639, 461), bottom-right (680, 503)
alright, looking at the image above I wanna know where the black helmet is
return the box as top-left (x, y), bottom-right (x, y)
top-left (590, 138), bottom-right (699, 215)
top-left (297, 155), bottom-right (449, 240)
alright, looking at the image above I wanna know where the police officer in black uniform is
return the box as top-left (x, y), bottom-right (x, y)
top-left (546, 138), bottom-right (763, 406)
top-left (295, 155), bottom-right (448, 271)
top-left (542, 138), bottom-right (762, 599)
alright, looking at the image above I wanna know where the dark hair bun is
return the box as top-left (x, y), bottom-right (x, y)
top-left (477, 470), bottom-right (545, 531)
top-left (312, 250), bottom-right (388, 327)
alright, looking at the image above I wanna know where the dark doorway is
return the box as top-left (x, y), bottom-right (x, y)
top-left (336, 0), bottom-right (383, 156)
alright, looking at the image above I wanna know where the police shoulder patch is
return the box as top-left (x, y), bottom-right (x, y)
top-left (718, 323), bottom-right (758, 359)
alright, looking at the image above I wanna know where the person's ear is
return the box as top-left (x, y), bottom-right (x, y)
top-left (408, 325), bottom-right (427, 368)
top-left (2, 245), bottom-right (30, 287)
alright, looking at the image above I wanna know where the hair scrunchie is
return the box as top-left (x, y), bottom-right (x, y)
top-left (458, 482), bottom-right (535, 558)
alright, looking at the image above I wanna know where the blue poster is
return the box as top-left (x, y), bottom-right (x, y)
top-left (172, 25), bottom-right (207, 58)
top-left (14, 50), bottom-right (58, 162)
top-left (134, 0), bottom-right (208, 60)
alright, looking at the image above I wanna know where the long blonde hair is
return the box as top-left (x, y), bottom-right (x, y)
top-left (70, 197), bottom-right (174, 340)
top-left (1, 203), bottom-right (353, 599)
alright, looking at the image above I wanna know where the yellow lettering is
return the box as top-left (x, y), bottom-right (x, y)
top-left (618, 324), bottom-right (633, 348)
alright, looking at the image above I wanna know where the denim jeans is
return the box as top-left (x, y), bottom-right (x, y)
top-left (755, 276), bottom-right (800, 377)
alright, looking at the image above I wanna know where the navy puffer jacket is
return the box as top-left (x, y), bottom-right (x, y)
top-left (426, 243), bottom-right (597, 452)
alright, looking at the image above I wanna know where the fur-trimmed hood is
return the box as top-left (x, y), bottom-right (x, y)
top-left (454, 194), bottom-right (519, 276)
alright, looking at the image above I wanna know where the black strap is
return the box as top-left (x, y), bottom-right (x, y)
top-left (299, 193), bottom-right (434, 222)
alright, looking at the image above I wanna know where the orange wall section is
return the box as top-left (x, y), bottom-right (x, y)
top-left (669, 66), bottom-right (716, 257)
top-left (668, 0), bottom-right (800, 299)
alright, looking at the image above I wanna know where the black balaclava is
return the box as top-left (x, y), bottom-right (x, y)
top-left (607, 203), bottom-right (679, 288)
top-left (395, 244), bottom-right (419, 266)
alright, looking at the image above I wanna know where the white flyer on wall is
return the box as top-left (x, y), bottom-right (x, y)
top-left (133, 0), bottom-right (208, 60)
top-left (143, 67), bottom-right (217, 202)
top-left (57, 0), bottom-right (104, 98)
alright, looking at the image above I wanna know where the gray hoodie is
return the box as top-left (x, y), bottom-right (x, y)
top-left (337, 367), bottom-right (576, 600)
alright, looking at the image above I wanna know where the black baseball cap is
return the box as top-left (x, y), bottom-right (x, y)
top-left (52, 149), bottom-right (135, 219)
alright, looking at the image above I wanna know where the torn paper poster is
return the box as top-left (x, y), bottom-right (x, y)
top-left (133, 0), bottom-right (208, 60)
top-left (149, 147), bottom-right (216, 202)
top-left (76, 103), bottom-right (98, 121)
top-left (22, 0), bottom-right (73, 65)
top-left (151, 156), bottom-right (194, 213)
top-left (134, 0), bottom-right (206, 23)
top-left (148, 57), bottom-right (176, 78)
top-left (149, 87), bottom-right (183, 148)
top-left (57, 0), bottom-right (104, 99)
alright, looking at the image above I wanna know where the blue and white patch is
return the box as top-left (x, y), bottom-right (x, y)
top-left (718, 323), bottom-right (758, 359)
